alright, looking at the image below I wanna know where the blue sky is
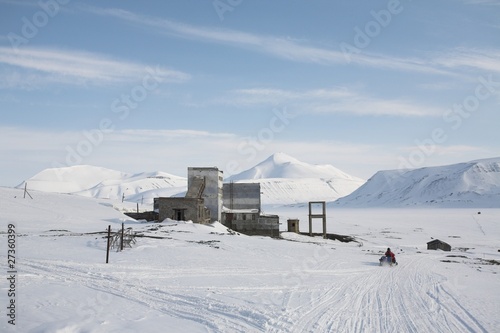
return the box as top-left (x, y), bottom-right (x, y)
top-left (1, 0), bottom-right (499, 186)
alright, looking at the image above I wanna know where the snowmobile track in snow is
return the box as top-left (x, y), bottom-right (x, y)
top-left (20, 254), bottom-right (487, 332)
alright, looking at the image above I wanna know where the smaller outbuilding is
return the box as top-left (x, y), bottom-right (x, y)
top-left (154, 197), bottom-right (211, 224)
top-left (427, 239), bottom-right (451, 251)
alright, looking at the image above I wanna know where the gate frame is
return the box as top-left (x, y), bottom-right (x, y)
top-left (308, 201), bottom-right (327, 238)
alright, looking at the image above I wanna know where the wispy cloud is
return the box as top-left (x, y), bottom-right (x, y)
top-left (462, 0), bottom-right (500, 5)
top-left (218, 87), bottom-right (444, 117)
top-left (81, 6), bottom-right (500, 76)
top-left (432, 48), bottom-right (500, 74)
top-left (0, 47), bottom-right (191, 88)
top-left (1, 126), bottom-right (495, 185)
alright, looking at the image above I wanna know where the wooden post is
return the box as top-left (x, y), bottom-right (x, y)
top-left (322, 202), bottom-right (327, 239)
top-left (121, 223), bottom-right (124, 251)
top-left (24, 183), bottom-right (33, 199)
top-left (308, 202), bottom-right (313, 237)
top-left (106, 225), bottom-right (111, 263)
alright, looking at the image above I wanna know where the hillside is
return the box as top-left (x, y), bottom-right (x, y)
top-left (334, 157), bottom-right (500, 208)
top-left (228, 153), bottom-right (365, 204)
top-left (18, 165), bottom-right (187, 204)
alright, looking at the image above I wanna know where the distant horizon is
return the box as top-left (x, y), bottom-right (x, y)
top-left (1, 1), bottom-right (499, 187)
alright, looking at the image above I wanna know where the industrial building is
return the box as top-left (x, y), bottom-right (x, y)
top-left (188, 167), bottom-right (223, 223)
top-left (154, 168), bottom-right (279, 238)
top-left (153, 167), bottom-right (222, 224)
top-left (221, 182), bottom-right (279, 238)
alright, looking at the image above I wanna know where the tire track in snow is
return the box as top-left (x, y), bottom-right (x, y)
top-left (19, 253), bottom-right (487, 333)
top-left (20, 259), bottom-right (269, 332)
top-left (266, 255), bottom-right (487, 333)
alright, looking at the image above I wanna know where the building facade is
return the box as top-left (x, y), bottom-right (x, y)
top-left (427, 239), bottom-right (452, 251)
top-left (154, 197), bottom-right (210, 224)
top-left (188, 167), bottom-right (223, 223)
top-left (221, 182), bottom-right (280, 238)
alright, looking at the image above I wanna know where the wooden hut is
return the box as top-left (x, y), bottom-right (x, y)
top-left (427, 239), bottom-right (451, 251)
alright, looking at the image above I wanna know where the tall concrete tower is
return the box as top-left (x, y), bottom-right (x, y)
top-left (187, 167), bottom-right (223, 222)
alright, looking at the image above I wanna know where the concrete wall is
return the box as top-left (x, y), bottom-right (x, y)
top-left (156, 197), bottom-right (210, 224)
top-left (223, 212), bottom-right (279, 238)
top-left (188, 167), bottom-right (223, 222)
top-left (223, 183), bottom-right (261, 212)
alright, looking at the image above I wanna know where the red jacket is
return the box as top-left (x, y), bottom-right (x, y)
top-left (385, 250), bottom-right (395, 259)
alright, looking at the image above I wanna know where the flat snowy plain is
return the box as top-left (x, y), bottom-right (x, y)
top-left (1, 187), bottom-right (499, 332)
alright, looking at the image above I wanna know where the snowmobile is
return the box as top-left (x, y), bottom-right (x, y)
top-left (379, 256), bottom-right (398, 266)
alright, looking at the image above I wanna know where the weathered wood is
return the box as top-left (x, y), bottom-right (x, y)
top-left (106, 225), bottom-right (111, 263)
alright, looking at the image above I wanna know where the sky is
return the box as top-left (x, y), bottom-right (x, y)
top-left (0, 0), bottom-right (499, 186)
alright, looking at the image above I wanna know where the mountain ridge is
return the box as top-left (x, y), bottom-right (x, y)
top-left (334, 157), bottom-right (500, 208)
top-left (16, 155), bottom-right (500, 207)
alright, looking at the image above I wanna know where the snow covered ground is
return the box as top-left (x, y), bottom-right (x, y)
top-left (1, 187), bottom-right (499, 332)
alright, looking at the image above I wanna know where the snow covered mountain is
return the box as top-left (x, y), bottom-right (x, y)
top-left (17, 165), bottom-right (187, 203)
top-left (18, 153), bottom-right (365, 206)
top-left (334, 157), bottom-right (500, 208)
top-left (20, 155), bottom-right (499, 208)
top-left (227, 152), bottom-right (365, 205)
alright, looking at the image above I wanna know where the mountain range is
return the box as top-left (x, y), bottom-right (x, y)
top-left (335, 157), bottom-right (500, 208)
top-left (16, 154), bottom-right (500, 207)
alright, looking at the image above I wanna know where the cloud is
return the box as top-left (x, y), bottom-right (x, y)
top-left (81, 6), bottom-right (500, 77)
top-left (1, 126), bottom-right (495, 186)
top-left (0, 126), bottom-right (239, 179)
top-left (0, 126), bottom-right (385, 183)
top-left (432, 48), bottom-right (500, 74)
top-left (0, 47), bottom-right (191, 88)
top-left (218, 87), bottom-right (444, 117)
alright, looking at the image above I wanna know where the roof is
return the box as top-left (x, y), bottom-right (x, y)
top-left (427, 239), bottom-right (450, 245)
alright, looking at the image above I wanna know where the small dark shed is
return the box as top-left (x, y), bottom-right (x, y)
top-left (427, 239), bottom-right (451, 251)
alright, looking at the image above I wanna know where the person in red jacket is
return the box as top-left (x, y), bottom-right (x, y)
top-left (385, 248), bottom-right (396, 264)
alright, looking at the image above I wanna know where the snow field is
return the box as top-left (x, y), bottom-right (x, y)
top-left (0, 187), bottom-right (499, 332)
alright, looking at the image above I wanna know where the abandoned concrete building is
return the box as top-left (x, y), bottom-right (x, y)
top-left (153, 167), bottom-right (222, 224)
top-left (154, 197), bottom-right (210, 224)
top-left (221, 182), bottom-right (280, 238)
top-left (154, 168), bottom-right (280, 238)
top-left (188, 167), bottom-right (223, 223)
